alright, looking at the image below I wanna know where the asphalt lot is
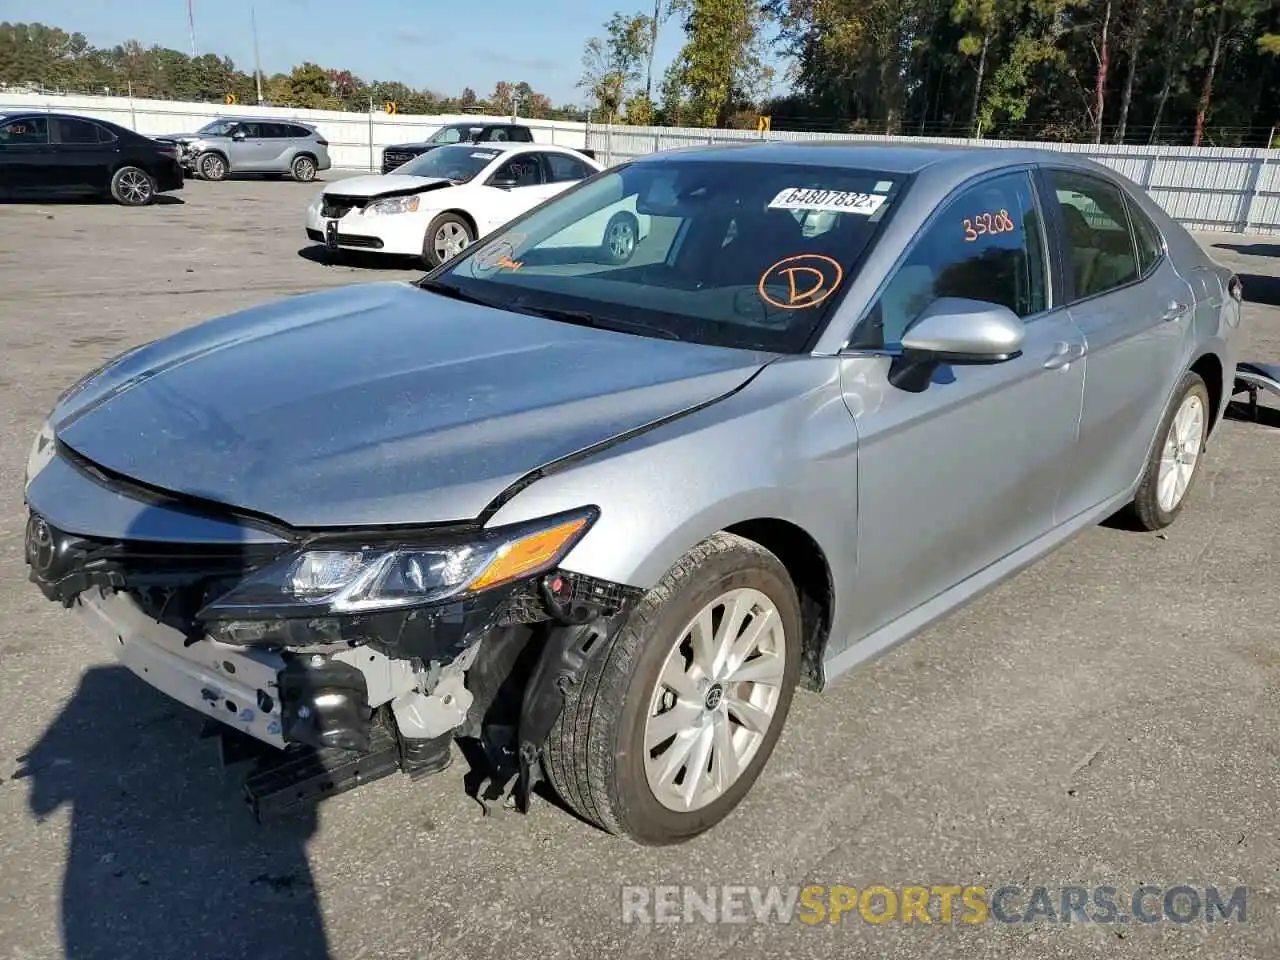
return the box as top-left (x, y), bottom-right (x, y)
top-left (0, 174), bottom-right (1277, 960)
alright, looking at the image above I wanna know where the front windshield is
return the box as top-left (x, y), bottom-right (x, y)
top-left (430, 125), bottom-right (480, 144)
top-left (198, 119), bottom-right (237, 136)
top-left (397, 144), bottom-right (501, 181)
top-left (433, 158), bottom-right (906, 352)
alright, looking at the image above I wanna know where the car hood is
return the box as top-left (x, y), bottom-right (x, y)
top-left (386, 141), bottom-right (438, 151)
top-left (322, 175), bottom-right (454, 198)
top-left (50, 282), bottom-right (773, 529)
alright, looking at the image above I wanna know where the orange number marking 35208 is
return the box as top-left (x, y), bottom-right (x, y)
top-left (962, 209), bottom-right (1017, 242)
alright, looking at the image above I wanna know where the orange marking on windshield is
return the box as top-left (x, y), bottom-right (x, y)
top-left (963, 209), bottom-right (1016, 242)
top-left (758, 254), bottom-right (844, 310)
top-left (474, 233), bottom-right (528, 269)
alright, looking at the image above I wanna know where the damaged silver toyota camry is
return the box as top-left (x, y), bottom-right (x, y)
top-left (24, 141), bottom-right (1241, 844)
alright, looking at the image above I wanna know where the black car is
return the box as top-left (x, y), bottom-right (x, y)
top-left (0, 111), bottom-right (184, 206)
top-left (380, 121), bottom-right (538, 174)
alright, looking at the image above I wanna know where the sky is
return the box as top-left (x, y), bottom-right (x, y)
top-left (7, 0), bottom-right (784, 107)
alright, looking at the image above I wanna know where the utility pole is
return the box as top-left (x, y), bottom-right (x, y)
top-left (251, 5), bottom-right (264, 104)
top-left (187, 0), bottom-right (198, 57)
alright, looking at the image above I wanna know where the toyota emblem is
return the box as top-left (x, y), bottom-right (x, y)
top-left (25, 514), bottom-right (55, 575)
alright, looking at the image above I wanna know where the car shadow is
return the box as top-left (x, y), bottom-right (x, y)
top-left (1236, 273), bottom-right (1280, 307)
top-left (0, 194), bottom-right (184, 206)
top-left (12, 666), bottom-right (331, 960)
top-left (1212, 243), bottom-right (1280, 258)
top-left (296, 244), bottom-right (424, 272)
top-left (1225, 396), bottom-right (1280, 429)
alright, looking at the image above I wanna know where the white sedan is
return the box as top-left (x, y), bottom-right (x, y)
top-left (306, 142), bottom-right (636, 267)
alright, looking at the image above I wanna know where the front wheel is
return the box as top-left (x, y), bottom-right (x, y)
top-left (109, 166), bottom-right (156, 206)
top-left (197, 151), bottom-right (228, 182)
top-left (544, 532), bottom-right (802, 845)
top-left (1130, 370), bottom-right (1211, 530)
top-left (421, 213), bottom-right (475, 268)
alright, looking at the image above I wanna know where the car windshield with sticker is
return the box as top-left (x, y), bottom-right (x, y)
top-left (396, 144), bottom-right (500, 182)
top-left (431, 159), bottom-right (906, 352)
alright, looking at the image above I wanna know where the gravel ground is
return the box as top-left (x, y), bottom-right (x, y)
top-left (0, 174), bottom-right (1276, 960)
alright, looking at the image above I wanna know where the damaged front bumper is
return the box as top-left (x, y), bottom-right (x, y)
top-left (23, 444), bottom-right (642, 819)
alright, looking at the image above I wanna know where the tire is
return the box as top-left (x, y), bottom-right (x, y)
top-left (291, 154), bottom-right (318, 182)
top-left (197, 151), bottom-right (228, 182)
top-left (544, 532), bottom-right (802, 845)
top-left (602, 212), bottom-right (640, 265)
top-left (1130, 370), bottom-right (1211, 530)
top-left (421, 213), bottom-right (475, 268)
top-left (109, 166), bottom-right (156, 206)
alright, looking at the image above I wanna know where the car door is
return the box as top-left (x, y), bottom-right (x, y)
top-left (0, 116), bottom-right (52, 191)
top-left (228, 122), bottom-right (270, 170)
top-left (50, 117), bottom-right (115, 192)
top-left (478, 151), bottom-right (551, 231)
top-left (1039, 167), bottom-right (1194, 520)
top-left (841, 169), bottom-right (1088, 641)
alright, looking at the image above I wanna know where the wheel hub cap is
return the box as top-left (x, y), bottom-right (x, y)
top-left (642, 587), bottom-right (787, 813)
top-left (1156, 393), bottom-right (1204, 513)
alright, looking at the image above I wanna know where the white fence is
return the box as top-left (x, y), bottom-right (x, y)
top-left (0, 92), bottom-right (591, 171)
top-left (589, 124), bottom-right (1280, 236)
top-left (4, 92), bottom-right (1278, 235)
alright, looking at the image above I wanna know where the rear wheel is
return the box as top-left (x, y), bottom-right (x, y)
top-left (291, 154), bottom-right (317, 182)
top-left (1130, 371), bottom-right (1210, 530)
top-left (544, 533), bottom-right (802, 845)
top-left (197, 152), bottom-right (228, 182)
top-left (109, 166), bottom-right (156, 206)
top-left (421, 213), bottom-right (475, 268)
top-left (602, 212), bottom-right (639, 265)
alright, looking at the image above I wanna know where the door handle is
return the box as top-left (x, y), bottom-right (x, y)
top-left (1043, 341), bottom-right (1087, 370)
top-left (1162, 300), bottom-right (1189, 321)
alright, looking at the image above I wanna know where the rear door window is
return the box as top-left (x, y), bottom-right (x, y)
top-left (56, 118), bottom-right (103, 144)
top-left (543, 152), bottom-right (594, 182)
top-left (1047, 170), bottom-right (1140, 300)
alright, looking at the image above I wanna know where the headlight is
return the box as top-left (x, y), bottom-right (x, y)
top-left (25, 420), bottom-right (55, 487)
top-left (198, 508), bottom-right (596, 620)
top-left (366, 195), bottom-right (421, 216)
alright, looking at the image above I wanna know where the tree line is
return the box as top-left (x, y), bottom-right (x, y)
top-left (581, 0), bottom-right (1280, 145)
top-left (0, 22), bottom-right (587, 121)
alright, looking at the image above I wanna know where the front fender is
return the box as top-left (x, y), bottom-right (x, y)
top-left (481, 356), bottom-right (858, 602)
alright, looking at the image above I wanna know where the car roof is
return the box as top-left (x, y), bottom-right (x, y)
top-left (633, 139), bottom-right (1100, 177)
top-left (212, 116), bottom-right (314, 127)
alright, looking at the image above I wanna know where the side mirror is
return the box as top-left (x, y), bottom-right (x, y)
top-left (888, 297), bottom-right (1025, 393)
top-left (489, 177), bottom-right (519, 190)
top-left (231, 130), bottom-right (247, 141)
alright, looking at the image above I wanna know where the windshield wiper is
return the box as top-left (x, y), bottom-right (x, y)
top-left (514, 305), bottom-right (680, 341)
top-left (416, 278), bottom-right (507, 309)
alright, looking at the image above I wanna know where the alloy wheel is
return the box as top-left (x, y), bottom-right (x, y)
top-left (606, 218), bottom-right (636, 261)
top-left (1156, 392), bottom-right (1205, 512)
top-left (434, 222), bottom-right (471, 261)
top-left (118, 170), bottom-right (152, 205)
top-left (294, 157), bottom-right (316, 181)
top-left (201, 154), bottom-right (225, 180)
top-left (643, 587), bottom-right (788, 813)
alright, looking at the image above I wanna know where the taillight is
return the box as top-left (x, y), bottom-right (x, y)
top-left (316, 138), bottom-right (329, 146)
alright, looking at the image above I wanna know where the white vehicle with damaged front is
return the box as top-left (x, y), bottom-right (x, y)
top-left (305, 142), bottom-right (621, 267)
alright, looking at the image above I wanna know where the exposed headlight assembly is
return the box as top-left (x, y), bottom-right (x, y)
top-left (198, 508), bottom-right (597, 620)
top-left (366, 195), bottom-right (421, 216)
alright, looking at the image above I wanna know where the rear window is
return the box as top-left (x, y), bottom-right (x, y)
top-left (438, 159), bottom-right (906, 353)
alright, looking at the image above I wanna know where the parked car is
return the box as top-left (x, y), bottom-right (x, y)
top-left (381, 121), bottom-right (536, 174)
top-left (0, 110), bottom-right (183, 205)
top-left (307, 142), bottom-right (629, 266)
top-left (157, 117), bottom-right (331, 182)
top-left (24, 142), bottom-right (1242, 844)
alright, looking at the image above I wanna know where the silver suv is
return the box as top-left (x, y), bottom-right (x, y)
top-left (161, 117), bottom-right (332, 182)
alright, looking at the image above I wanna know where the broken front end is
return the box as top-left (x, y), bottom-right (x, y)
top-left (24, 440), bottom-right (641, 820)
